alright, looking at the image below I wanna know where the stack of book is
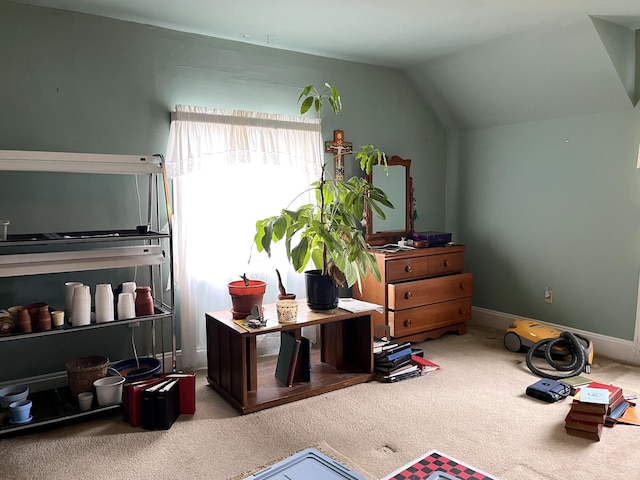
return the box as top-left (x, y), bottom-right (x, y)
top-left (564, 381), bottom-right (625, 441)
top-left (374, 342), bottom-right (420, 382)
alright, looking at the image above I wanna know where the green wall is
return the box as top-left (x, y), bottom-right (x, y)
top-left (0, 2), bottom-right (446, 381)
top-left (448, 110), bottom-right (640, 340)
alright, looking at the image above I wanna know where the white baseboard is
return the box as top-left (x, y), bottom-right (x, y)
top-left (471, 307), bottom-right (640, 367)
top-left (0, 350), bottom-right (183, 392)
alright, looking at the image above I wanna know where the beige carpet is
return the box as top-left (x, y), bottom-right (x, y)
top-left (2, 324), bottom-right (640, 480)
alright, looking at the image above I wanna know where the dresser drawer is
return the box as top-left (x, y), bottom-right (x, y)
top-left (388, 272), bottom-right (473, 310)
top-left (428, 252), bottom-right (464, 276)
top-left (386, 256), bottom-right (430, 282)
top-left (386, 251), bottom-right (464, 282)
top-left (389, 297), bottom-right (472, 338)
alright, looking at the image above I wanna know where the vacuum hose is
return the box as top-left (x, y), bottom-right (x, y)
top-left (525, 332), bottom-right (589, 380)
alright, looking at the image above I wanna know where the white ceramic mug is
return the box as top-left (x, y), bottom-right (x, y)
top-left (95, 283), bottom-right (114, 323)
top-left (117, 292), bottom-right (135, 320)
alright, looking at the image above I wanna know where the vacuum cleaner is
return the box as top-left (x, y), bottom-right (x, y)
top-left (504, 319), bottom-right (594, 380)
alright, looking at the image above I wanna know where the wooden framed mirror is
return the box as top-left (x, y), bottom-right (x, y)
top-left (365, 155), bottom-right (413, 246)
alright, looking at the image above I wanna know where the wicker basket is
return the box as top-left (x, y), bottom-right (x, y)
top-left (65, 355), bottom-right (109, 397)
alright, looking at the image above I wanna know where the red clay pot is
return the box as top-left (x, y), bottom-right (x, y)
top-left (227, 280), bottom-right (267, 319)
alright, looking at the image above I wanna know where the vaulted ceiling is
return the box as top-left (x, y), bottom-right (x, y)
top-left (10, 0), bottom-right (640, 129)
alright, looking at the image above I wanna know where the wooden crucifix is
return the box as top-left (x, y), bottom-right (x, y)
top-left (325, 130), bottom-right (352, 180)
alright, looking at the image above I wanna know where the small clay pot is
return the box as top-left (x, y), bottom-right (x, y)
top-left (278, 293), bottom-right (297, 301)
top-left (17, 308), bottom-right (32, 333)
top-left (37, 305), bottom-right (51, 331)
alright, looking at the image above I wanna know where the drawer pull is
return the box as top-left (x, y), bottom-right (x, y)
top-left (444, 259), bottom-right (451, 267)
top-left (405, 264), bottom-right (413, 273)
top-left (459, 307), bottom-right (467, 315)
top-left (404, 291), bottom-right (413, 300)
top-left (404, 319), bottom-right (412, 327)
top-left (459, 282), bottom-right (467, 290)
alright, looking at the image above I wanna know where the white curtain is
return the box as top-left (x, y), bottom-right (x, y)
top-left (165, 105), bottom-right (323, 370)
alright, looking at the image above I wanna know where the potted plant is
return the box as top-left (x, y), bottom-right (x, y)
top-left (253, 83), bottom-right (393, 310)
top-left (227, 273), bottom-right (267, 319)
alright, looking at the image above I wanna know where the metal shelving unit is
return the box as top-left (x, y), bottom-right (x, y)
top-left (0, 150), bottom-right (175, 436)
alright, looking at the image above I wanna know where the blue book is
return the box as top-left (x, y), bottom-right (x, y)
top-left (376, 346), bottom-right (412, 363)
top-left (605, 400), bottom-right (631, 426)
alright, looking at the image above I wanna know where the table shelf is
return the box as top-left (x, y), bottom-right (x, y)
top-left (0, 386), bottom-right (121, 437)
top-left (205, 302), bottom-right (375, 414)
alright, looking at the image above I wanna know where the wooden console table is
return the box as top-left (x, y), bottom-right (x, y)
top-left (205, 302), bottom-right (375, 414)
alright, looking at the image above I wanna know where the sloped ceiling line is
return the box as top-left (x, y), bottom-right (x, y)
top-left (591, 16), bottom-right (639, 106)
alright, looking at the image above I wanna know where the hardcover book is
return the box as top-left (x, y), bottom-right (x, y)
top-left (565, 412), bottom-right (605, 434)
top-left (565, 425), bottom-right (601, 441)
top-left (165, 372), bottom-right (197, 414)
top-left (374, 342), bottom-right (411, 359)
top-left (275, 331), bottom-right (301, 386)
top-left (410, 355), bottom-right (440, 374)
top-left (123, 377), bottom-right (167, 427)
top-left (141, 379), bottom-right (172, 430)
top-left (375, 346), bottom-right (412, 363)
top-left (153, 379), bottom-right (180, 430)
top-left (605, 400), bottom-right (631, 427)
top-left (572, 393), bottom-right (625, 415)
top-left (565, 409), bottom-right (606, 425)
top-left (294, 336), bottom-right (311, 383)
top-left (375, 355), bottom-right (412, 373)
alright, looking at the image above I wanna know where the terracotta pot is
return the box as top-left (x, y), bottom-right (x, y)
top-left (277, 293), bottom-right (297, 301)
top-left (17, 308), bottom-right (32, 333)
top-left (37, 305), bottom-right (51, 331)
top-left (227, 280), bottom-right (267, 319)
top-left (22, 302), bottom-right (47, 331)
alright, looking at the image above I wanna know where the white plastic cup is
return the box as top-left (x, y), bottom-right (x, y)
top-left (122, 281), bottom-right (137, 299)
top-left (71, 284), bottom-right (91, 326)
top-left (77, 392), bottom-right (93, 411)
top-left (95, 283), bottom-right (114, 323)
top-left (117, 292), bottom-right (135, 320)
top-left (0, 220), bottom-right (8, 241)
top-left (65, 281), bottom-right (83, 321)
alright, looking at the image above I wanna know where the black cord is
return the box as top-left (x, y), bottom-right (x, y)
top-left (526, 332), bottom-right (586, 379)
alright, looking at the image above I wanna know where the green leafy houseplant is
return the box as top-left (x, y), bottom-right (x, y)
top-left (253, 83), bottom-right (393, 298)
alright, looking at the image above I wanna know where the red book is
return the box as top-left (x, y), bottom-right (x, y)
top-left (583, 382), bottom-right (622, 402)
top-left (164, 372), bottom-right (197, 414)
top-left (565, 412), bottom-right (604, 433)
top-left (566, 409), bottom-right (606, 424)
top-left (565, 426), bottom-right (601, 441)
top-left (572, 382), bottom-right (624, 415)
top-left (410, 355), bottom-right (440, 374)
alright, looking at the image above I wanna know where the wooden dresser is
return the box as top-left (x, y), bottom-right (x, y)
top-left (354, 245), bottom-right (472, 343)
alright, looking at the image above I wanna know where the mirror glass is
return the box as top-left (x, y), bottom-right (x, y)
top-left (365, 156), bottom-right (412, 246)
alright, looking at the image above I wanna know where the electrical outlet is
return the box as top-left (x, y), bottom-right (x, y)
top-left (545, 286), bottom-right (553, 304)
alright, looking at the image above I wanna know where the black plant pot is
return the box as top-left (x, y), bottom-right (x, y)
top-left (304, 269), bottom-right (339, 311)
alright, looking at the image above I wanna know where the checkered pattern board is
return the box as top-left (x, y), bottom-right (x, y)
top-left (382, 450), bottom-right (497, 480)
